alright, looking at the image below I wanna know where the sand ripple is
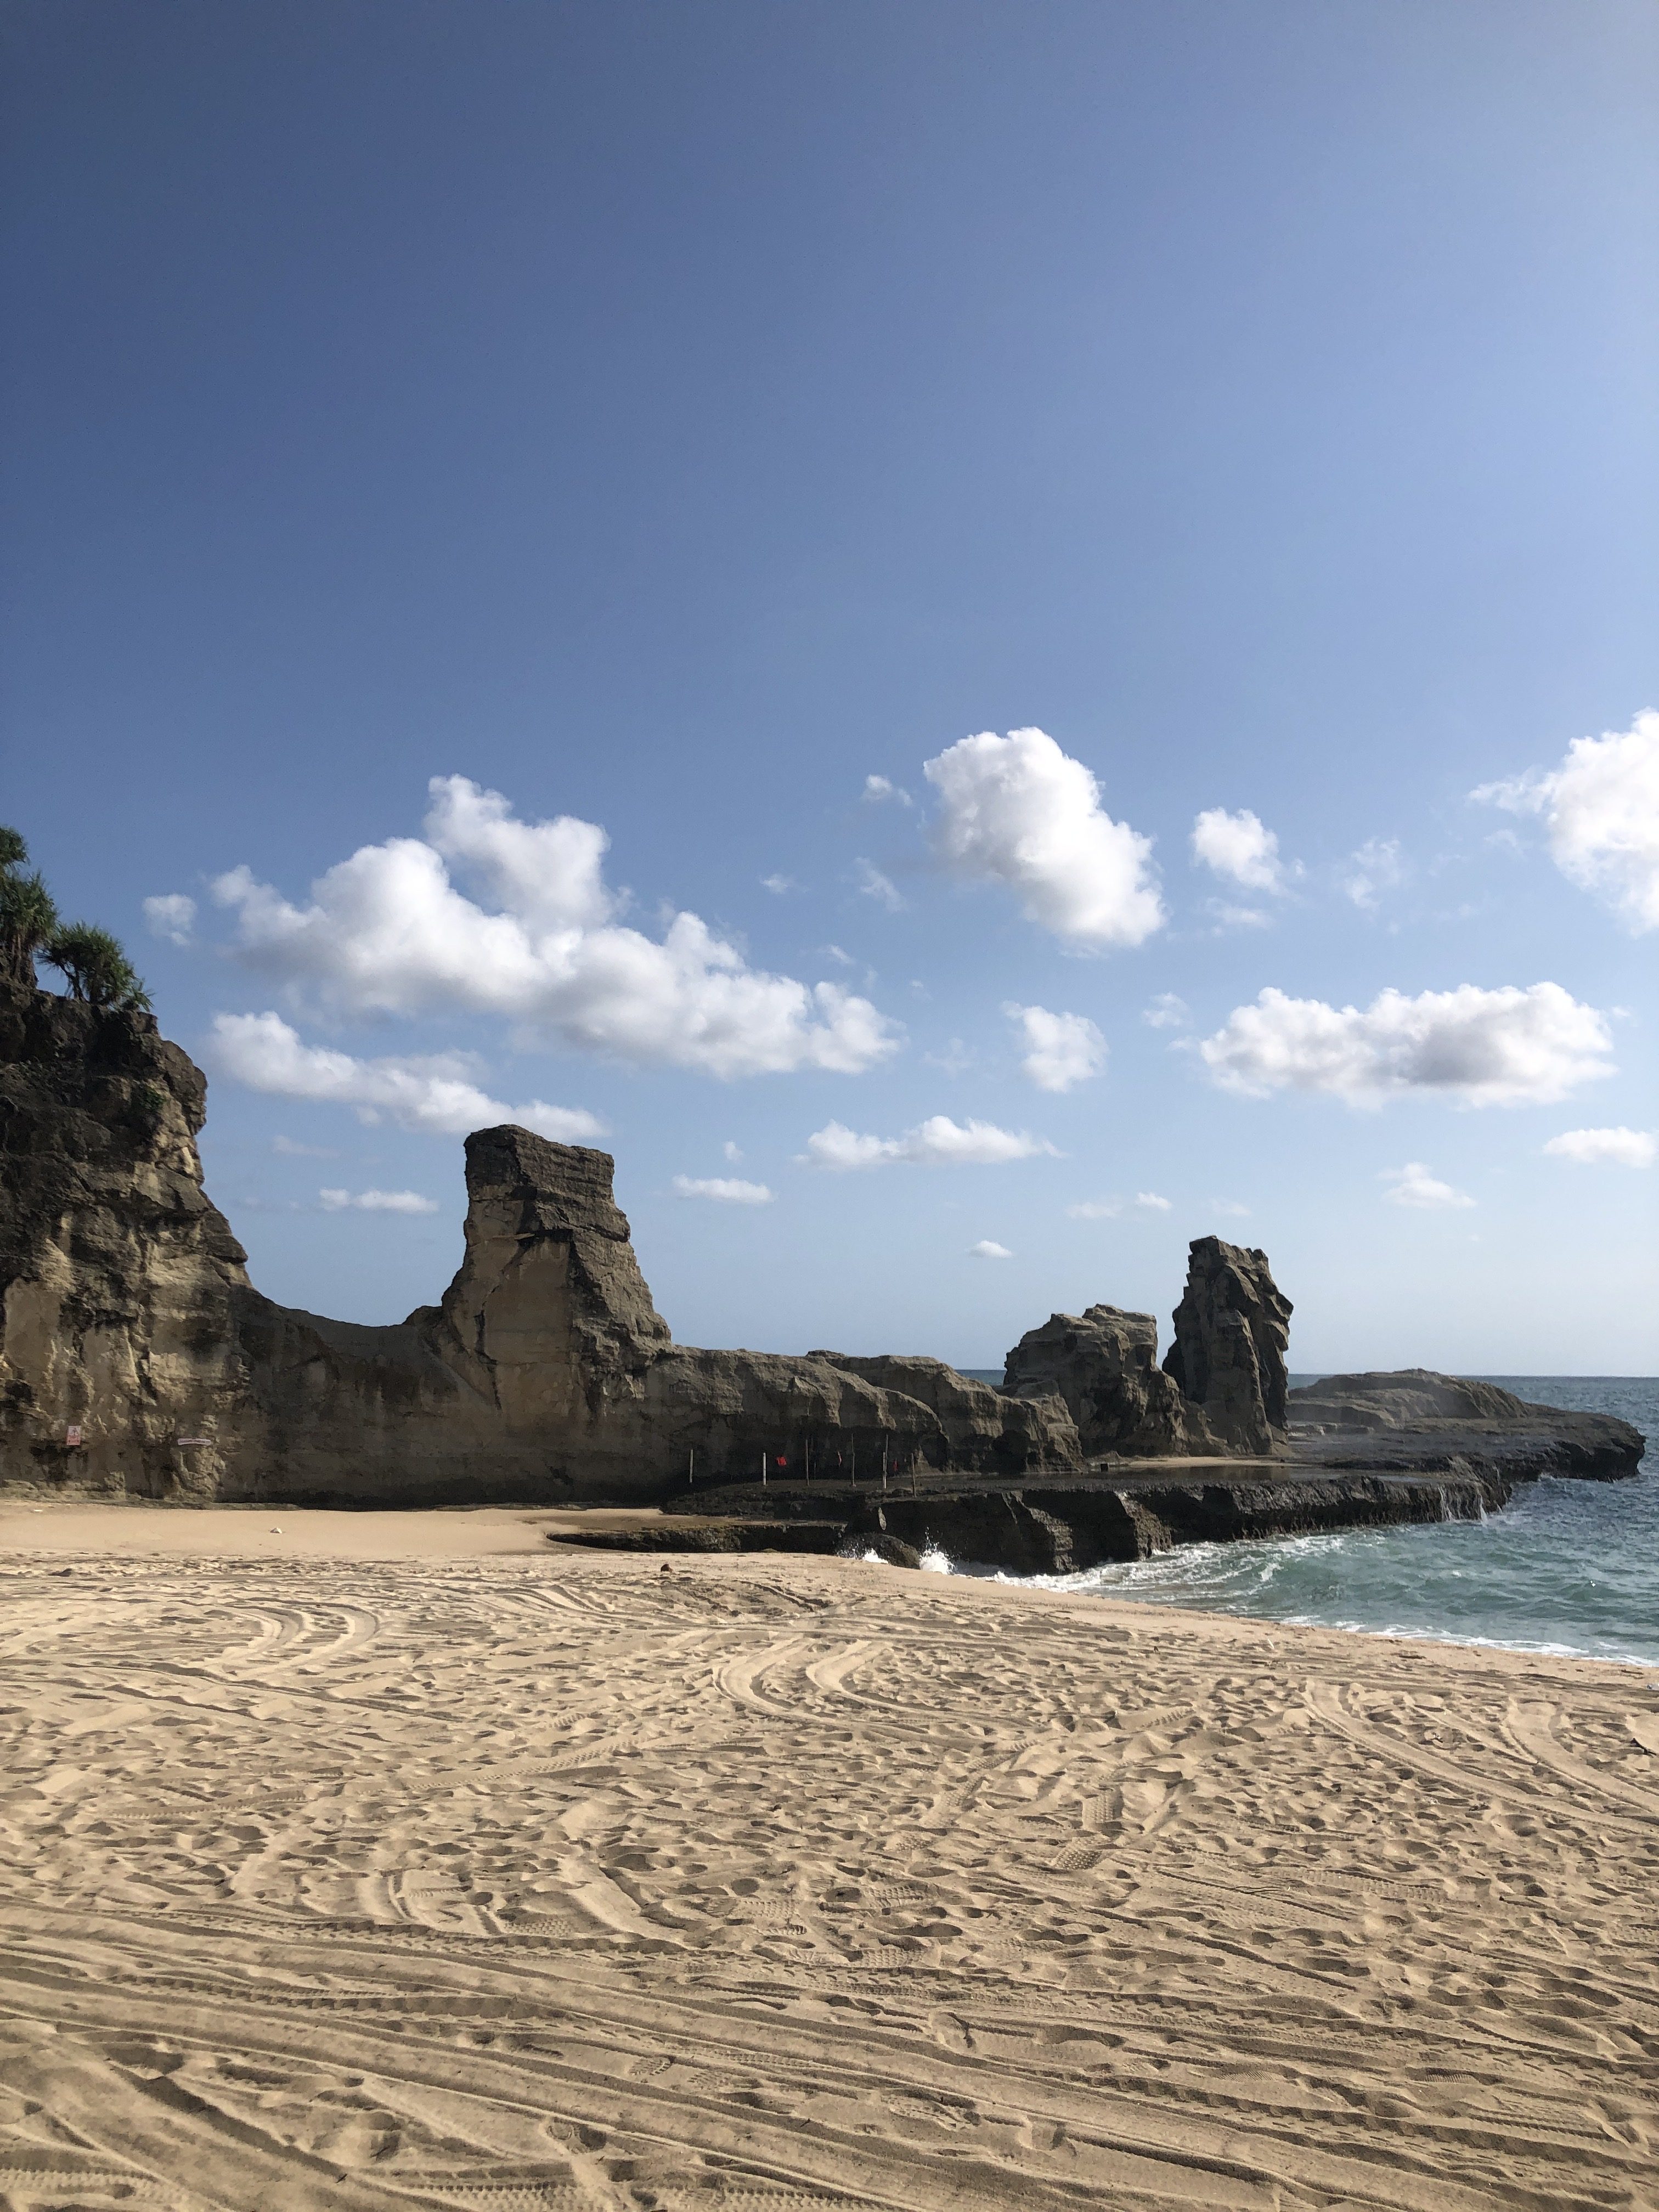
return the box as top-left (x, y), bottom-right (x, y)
top-left (1, 1537), bottom-right (1656, 2210)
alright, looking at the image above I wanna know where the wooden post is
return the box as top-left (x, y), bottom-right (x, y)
top-left (688, 1447), bottom-right (695, 1487)
top-left (761, 1449), bottom-right (767, 1489)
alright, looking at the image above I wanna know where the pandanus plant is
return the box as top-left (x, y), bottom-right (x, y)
top-left (42, 922), bottom-right (151, 1012)
top-left (1, 823), bottom-right (150, 1009)
top-left (0, 827), bottom-right (61, 990)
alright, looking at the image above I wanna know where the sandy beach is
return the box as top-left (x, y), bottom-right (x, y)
top-left (2, 1504), bottom-right (1656, 2210)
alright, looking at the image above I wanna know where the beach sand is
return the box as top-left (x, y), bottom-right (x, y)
top-left (1, 1503), bottom-right (1655, 2210)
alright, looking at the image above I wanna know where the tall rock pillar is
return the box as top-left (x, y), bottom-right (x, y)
top-left (1162, 1237), bottom-right (1292, 1455)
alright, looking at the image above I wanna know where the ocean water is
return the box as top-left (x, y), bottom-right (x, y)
top-left (952, 1374), bottom-right (1659, 1668)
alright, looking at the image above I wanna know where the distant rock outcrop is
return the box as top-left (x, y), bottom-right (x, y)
top-left (1002, 1306), bottom-right (1211, 1458)
top-left (1163, 1237), bottom-right (1293, 1456)
top-left (1286, 1370), bottom-right (1643, 1481)
top-left (1004, 1241), bottom-right (1294, 1463)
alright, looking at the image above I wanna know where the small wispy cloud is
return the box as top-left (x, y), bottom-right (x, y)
top-left (1066, 1198), bottom-right (1122, 1220)
top-left (760, 873), bottom-right (795, 895)
top-left (143, 893), bottom-right (196, 946)
top-left (1342, 838), bottom-right (1406, 910)
top-left (863, 774), bottom-right (912, 807)
top-left (1210, 1198), bottom-right (1251, 1218)
top-left (1005, 1003), bottom-right (1107, 1093)
top-left (1134, 1191), bottom-right (1172, 1212)
top-left (1381, 1162), bottom-right (1474, 1210)
top-left (272, 1135), bottom-right (340, 1159)
top-left (673, 1175), bottom-right (775, 1204)
top-left (923, 1037), bottom-right (975, 1075)
top-left (1143, 993), bottom-right (1189, 1031)
top-left (319, 1187), bottom-right (439, 1215)
top-left (802, 1115), bottom-right (1055, 1170)
top-left (723, 1139), bottom-right (743, 1162)
top-left (969, 1239), bottom-right (1013, 1260)
top-left (854, 859), bottom-right (905, 912)
top-left (1543, 1126), bottom-right (1656, 1167)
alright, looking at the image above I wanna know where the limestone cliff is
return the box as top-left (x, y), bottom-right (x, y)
top-left (0, 983), bottom-right (253, 1497)
top-left (4, 984), bottom-right (1318, 1502)
top-left (0, 988), bottom-right (1084, 1500)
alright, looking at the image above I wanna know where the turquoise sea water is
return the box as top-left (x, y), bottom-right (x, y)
top-left (953, 1375), bottom-right (1659, 1668)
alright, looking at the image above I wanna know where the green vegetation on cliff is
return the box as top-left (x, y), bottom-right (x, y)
top-left (0, 826), bottom-right (149, 1010)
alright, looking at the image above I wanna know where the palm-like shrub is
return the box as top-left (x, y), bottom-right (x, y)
top-left (1, 824), bottom-right (150, 1011)
top-left (0, 864), bottom-right (60, 988)
top-left (43, 922), bottom-right (151, 1012)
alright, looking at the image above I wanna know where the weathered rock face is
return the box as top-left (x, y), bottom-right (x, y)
top-left (1163, 1237), bottom-right (1293, 1456)
top-left (1002, 1306), bottom-right (1211, 1458)
top-left (0, 984), bottom-right (254, 1498)
top-left (809, 1352), bottom-right (1080, 1475)
top-left (0, 989), bottom-right (1082, 1501)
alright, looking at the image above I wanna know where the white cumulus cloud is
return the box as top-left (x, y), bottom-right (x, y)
top-left (210, 1012), bottom-right (605, 1142)
top-left (319, 1187), bottom-right (439, 1215)
top-left (1135, 1191), bottom-right (1172, 1212)
top-left (1005, 1003), bottom-right (1107, 1093)
top-left (1474, 712), bottom-right (1659, 932)
top-left (210, 776), bottom-right (898, 1078)
top-left (969, 1239), bottom-right (1013, 1260)
top-left (143, 893), bottom-right (196, 946)
top-left (800, 1115), bottom-right (1055, 1170)
top-left (1199, 983), bottom-right (1613, 1108)
top-left (1543, 1126), bottom-right (1656, 1168)
top-left (672, 1175), bottom-right (775, 1204)
top-left (1191, 808), bottom-right (1286, 893)
top-left (1382, 1163), bottom-right (1474, 1210)
top-left (923, 727), bottom-right (1164, 947)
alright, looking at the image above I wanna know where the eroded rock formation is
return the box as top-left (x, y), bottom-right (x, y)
top-left (1003, 1240), bottom-right (1294, 1462)
top-left (0, 983), bottom-right (255, 1498)
top-left (1163, 1236), bottom-right (1293, 1455)
top-left (0, 987), bottom-right (1082, 1500)
top-left (1002, 1306), bottom-right (1211, 1457)
top-left (4, 983), bottom-right (1643, 1537)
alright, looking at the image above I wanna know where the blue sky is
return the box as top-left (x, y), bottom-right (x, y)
top-left (4, 0), bottom-right (1656, 1372)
